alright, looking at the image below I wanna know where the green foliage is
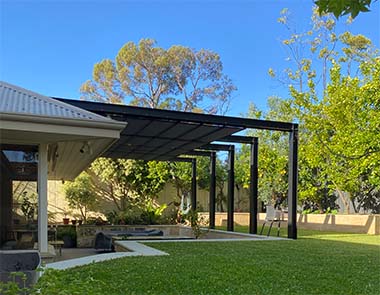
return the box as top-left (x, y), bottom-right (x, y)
top-left (64, 171), bottom-right (97, 222)
top-left (169, 161), bottom-right (193, 200)
top-left (105, 201), bottom-right (168, 225)
top-left (81, 38), bottom-right (236, 114)
top-left (0, 272), bottom-right (29, 295)
top-left (168, 157), bottom-right (228, 211)
top-left (56, 226), bottom-right (77, 241)
top-left (237, 98), bottom-right (292, 205)
top-left (89, 158), bottom-right (169, 212)
top-left (314, 0), bottom-right (374, 19)
top-left (271, 7), bottom-right (380, 212)
top-left (20, 191), bottom-right (37, 222)
top-left (302, 207), bottom-right (338, 214)
top-left (140, 199), bottom-right (167, 225)
top-left (183, 209), bottom-right (209, 239)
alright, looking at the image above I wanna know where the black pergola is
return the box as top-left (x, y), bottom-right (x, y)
top-left (56, 98), bottom-right (299, 239)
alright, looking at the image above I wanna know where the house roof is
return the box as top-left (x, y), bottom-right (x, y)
top-left (0, 81), bottom-right (117, 124)
top-left (0, 81), bottom-right (126, 180)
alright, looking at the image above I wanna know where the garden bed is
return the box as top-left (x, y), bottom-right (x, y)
top-left (76, 225), bottom-right (266, 248)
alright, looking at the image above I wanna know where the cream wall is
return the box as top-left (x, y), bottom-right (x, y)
top-left (199, 212), bottom-right (380, 235)
top-left (157, 182), bottom-right (251, 212)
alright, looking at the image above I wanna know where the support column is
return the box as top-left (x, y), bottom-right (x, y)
top-left (209, 152), bottom-right (216, 229)
top-left (227, 145), bottom-right (235, 231)
top-left (38, 143), bottom-right (48, 253)
top-left (191, 158), bottom-right (197, 210)
top-left (249, 138), bottom-right (258, 234)
top-left (288, 124), bottom-right (298, 239)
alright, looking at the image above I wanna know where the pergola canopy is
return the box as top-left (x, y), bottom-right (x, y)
top-left (55, 98), bottom-right (294, 161)
top-left (56, 98), bottom-right (299, 239)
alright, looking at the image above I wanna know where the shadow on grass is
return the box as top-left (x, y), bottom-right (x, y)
top-left (216, 225), bottom-right (380, 246)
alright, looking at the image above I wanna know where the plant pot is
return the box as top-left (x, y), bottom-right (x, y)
top-left (62, 218), bottom-right (70, 225)
top-left (71, 220), bottom-right (77, 225)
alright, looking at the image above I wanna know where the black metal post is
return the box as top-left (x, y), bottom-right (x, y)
top-left (191, 158), bottom-right (197, 210)
top-left (249, 138), bottom-right (259, 234)
top-left (209, 151), bottom-right (216, 229)
top-left (227, 145), bottom-right (235, 231)
top-left (288, 124), bottom-right (298, 239)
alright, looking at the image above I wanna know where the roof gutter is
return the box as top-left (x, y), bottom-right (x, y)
top-left (0, 112), bottom-right (127, 131)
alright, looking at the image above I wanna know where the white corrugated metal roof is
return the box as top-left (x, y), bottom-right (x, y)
top-left (0, 81), bottom-right (115, 123)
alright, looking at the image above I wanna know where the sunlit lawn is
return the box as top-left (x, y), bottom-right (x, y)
top-left (35, 228), bottom-right (380, 295)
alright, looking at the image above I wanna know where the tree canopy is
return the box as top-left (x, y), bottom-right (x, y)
top-left (81, 38), bottom-right (236, 114)
top-left (314, 0), bottom-right (375, 18)
top-left (267, 7), bottom-right (380, 213)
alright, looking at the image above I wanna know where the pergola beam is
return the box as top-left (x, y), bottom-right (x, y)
top-left (200, 143), bottom-right (231, 151)
top-left (288, 124), bottom-right (299, 239)
top-left (249, 138), bottom-right (259, 234)
top-left (219, 135), bottom-right (256, 144)
top-left (209, 151), bottom-right (216, 229)
top-left (191, 158), bottom-right (197, 210)
top-left (185, 150), bottom-right (212, 157)
top-left (55, 98), bottom-right (294, 132)
top-left (227, 145), bottom-right (235, 231)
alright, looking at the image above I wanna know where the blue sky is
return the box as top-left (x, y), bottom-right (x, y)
top-left (1, 0), bottom-right (379, 116)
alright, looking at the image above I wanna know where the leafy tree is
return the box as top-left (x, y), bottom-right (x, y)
top-left (89, 158), bottom-right (170, 212)
top-left (81, 39), bottom-right (236, 216)
top-left (271, 7), bottom-right (380, 212)
top-left (236, 98), bottom-right (293, 207)
top-left (168, 156), bottom-right (229, 212)
top-left (81, 38), bottom-right (236, 114)
top-left (64, 172), bottom-right (97, 222)
top-left (169, 162), bottom-right (192, 198)
top-left (314, 0), bottom-right (375, 19)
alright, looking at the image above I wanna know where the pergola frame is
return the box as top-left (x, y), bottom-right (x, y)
top-left (56, 98), bottom-right (298, 239)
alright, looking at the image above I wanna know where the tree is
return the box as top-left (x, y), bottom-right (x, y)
top-left (81, 39), bottom-right (236, 217)
top-left (81, 38), bottom-right (236, 114)
top-left (272, 7), bottom-right (380, 212)
top-left (64, 172), bottom-right (97, 222)
top-left (168, 156), bottom-right (228, 212)
top-left (89, 158), bottom-right (170, 212)
top-left (314, 0), bottom-right (375, 19)
top-left (236, 98), bottom-right (293, 207)
top-left (318, 58), bottom-right (380, 212)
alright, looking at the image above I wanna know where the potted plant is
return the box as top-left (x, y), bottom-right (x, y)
top-left (72, 213), bottom-right (82, 225)
top-left (62, 209), bottom-right (71, 225)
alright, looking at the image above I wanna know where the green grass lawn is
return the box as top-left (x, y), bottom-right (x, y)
top-left (35, 228), bottom-right (380, 295)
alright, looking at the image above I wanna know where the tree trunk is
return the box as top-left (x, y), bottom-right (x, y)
top-left (336, 189), bottom-right (350, 213)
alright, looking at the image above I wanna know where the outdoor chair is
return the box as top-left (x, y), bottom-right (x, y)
top-left (94, 232), bottom-right (114, 252)
top-left (260, 205), bottom-right (282, 237)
